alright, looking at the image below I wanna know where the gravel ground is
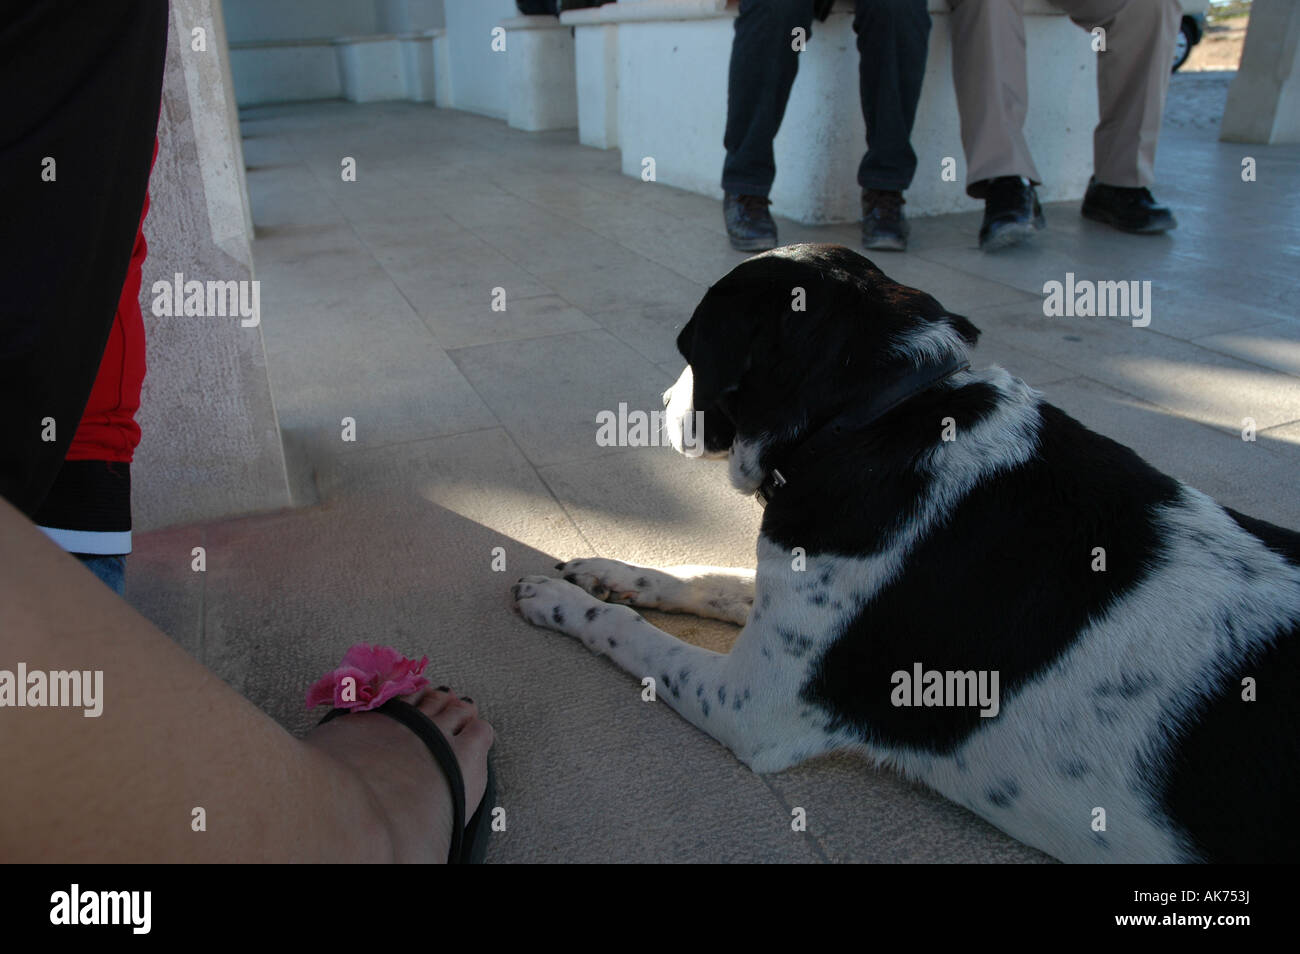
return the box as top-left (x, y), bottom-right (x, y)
top-left (1163, 70), bottom-right (1235, 132)
top-left (1160, 11), bottom-right (1247, 132)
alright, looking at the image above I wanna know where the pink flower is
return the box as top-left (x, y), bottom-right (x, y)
top-left (306, 643), bottom-right (430, 712)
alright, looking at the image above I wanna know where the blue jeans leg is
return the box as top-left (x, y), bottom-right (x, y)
top-left (77, 554), bottom-right (127, 596)
top-left (854, 0), bottom-right (932, 192)
top-left (721, 0), bottom-right (816, 197)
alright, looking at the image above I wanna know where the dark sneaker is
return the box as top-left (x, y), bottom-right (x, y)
top-left (861, 189), bottom-right (908, 251)
top-left (724, 193), bottom-right (778, 251)
top-left (1081, 177), bottom-right (1177, 233)
top-left (978, 176), bottom-right (1046, 251)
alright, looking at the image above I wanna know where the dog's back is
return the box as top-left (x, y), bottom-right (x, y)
top-left (1158, 503), bottom-right (1300, 863)
top-left (784, 379), bottom-right (1300, 862)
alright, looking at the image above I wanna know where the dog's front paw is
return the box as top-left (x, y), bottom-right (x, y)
top-left (555, 558), bottom-right (660, 608)
top-left (511, 575), bottom-right (604, 634)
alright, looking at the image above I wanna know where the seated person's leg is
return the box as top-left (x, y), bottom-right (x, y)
top-left (855, 0), bottom-right (932, 251)
top-left (0, 0), bottom-right (495, 865)
top-left (1054, 0), bottom-right (1181, 233)
top-left (721, 0), bottom-right (815, 251)
top-left (947, 0), bottom-right (1047, 251)
top-left (0, 497), bottom-right (493, 862)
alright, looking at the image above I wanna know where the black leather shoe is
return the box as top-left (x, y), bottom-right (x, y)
top-left (862, 189), bottom-right (908, 251)
top-left (1081, 177), bottom-right (1177, 233)
top-left (978, 176), bottom-right (1045, 251)
top-left (724, 193), bottom-right (777, 251)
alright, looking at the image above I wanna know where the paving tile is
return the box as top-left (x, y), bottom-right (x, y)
top-left (1193, 320), bottom-right (1300, 377)
top-left (765, 753), bottom-right (1052, 863)
top-left (1259, 419), bottom-right (1300, 488)
top-left (198, 497), bottom-right (812, 862)
top-left (239, 135), bottom-right (303, 166)
top-left (448, 330), bottom-right (674, 468)
top-left (916, 238), bottom-right (1156, 301)
top-left (1164, 247), bottom-right (1298, 316)
top-left (533, 255), bottom-right (705, 325)
top-left (262, 289), bottom-right (497, 450)
top-left (415, 292), bottom-right (599, 351)
top-left (538, 447), bottom-right (764, 570)
top-left (1126, 286), bottom-right (1290, 342)
top-left (330, 184), bottom-right (450, 224)
top-left (371, 236), bottom-right (557, 306)
top-left (247, 183), bottom-right (345, 230)
top-left (965, 300), bottom-right (1300, 432)
top-left (124, 523), bottom-right (207, 661)
top-left (430, 180), bottom-right (545, 231)
top-left (586, 302), bottom-right (698, 367)
top-left (582, 205), bottom-right (754, 285)
top-left (869, 254), bottom-right (1041, 314)
top-left (345, 212), bottom-right (480, 252)
top-left (299, 158), bottom-right (411, 196)
top-left (245, 162), bottom-right (324, 203)
top-left (251, 221), bottom-right (367, 267)
top-left (471, 218), bottom-right (641, 275)
top-left (254, 246), bottom-right (393, 307)
top-left (1098, 350), bottom-right (1300, 435)
top-left (312, 426), bottom-right (592, 558)
top-left (1040, 376), bottom-right (1300, 529)
top-left (971, 334), bottom-right (1079, 387)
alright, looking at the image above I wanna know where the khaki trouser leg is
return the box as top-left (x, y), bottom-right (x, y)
top-left (1050, 0), bottom-right (1182, 187)
top-left (946, 0), bottom-right (1039, 197)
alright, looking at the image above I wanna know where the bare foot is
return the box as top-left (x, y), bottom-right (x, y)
top-left (305, 687), bottom-right (494, 863)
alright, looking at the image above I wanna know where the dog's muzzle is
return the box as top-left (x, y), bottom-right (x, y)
top-left (663, 366), bottom-right (726, 459)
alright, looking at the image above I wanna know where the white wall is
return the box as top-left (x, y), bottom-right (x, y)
top-left (224, 0), bottom-right (446, 106)
top-left (224, 0), bottom-right (379, 43)
top-left (377, 0), bottom-right (445, 33)
top-left (443, 0), bottom-right (519, 120)
top-left (224, 0), bottom-right (443, 43)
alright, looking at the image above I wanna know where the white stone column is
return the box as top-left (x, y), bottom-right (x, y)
top-left (134, 0), bottom-right (291, 530)
top-left (1220, 0), bottom-right (1300, 144)
top-left (564, 5), bottom-right (619, 148)
top-left (504, 15), bottom-right (579, 131)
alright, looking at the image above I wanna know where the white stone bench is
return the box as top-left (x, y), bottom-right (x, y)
top-left (229, 30), bottom-right (439, 106)
top-left (400, 31), bottom-right (439, 103)
top-left (501, 15), bottom-right (579, 131)
top-left (336, 34), bottom-right (413, 103)
top-left (562, 0), bottom-right (1099, 222)
top-left (229, 38), bottom-right (342, 105)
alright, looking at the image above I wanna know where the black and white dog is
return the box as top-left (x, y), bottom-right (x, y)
top-left (512, 244), bottom-right (1299, 863)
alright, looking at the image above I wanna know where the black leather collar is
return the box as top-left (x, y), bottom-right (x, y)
top-left (755, 354), bottom-right (970, 505)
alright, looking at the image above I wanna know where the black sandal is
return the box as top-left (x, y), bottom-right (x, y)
top-left (319, 698), bottom-right (495, 863)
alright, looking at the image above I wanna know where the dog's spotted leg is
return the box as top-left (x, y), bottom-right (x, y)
top-left (555, 559), bottom-right (754, 625)
top-left (511, 575), bottom-right (775, 755)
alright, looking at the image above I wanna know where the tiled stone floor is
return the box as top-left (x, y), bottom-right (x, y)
top-left (127, 86), bottom-right (1299, 863)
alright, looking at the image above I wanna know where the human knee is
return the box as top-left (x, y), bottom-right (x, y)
top-left (740, 0), bottom-right (815, 31)
top-left (856, 0), bottom-right (932, 29)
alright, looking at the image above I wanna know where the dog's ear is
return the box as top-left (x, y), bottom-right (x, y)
top-left (860, 271), bottom-right (980, 348)
top-left (676, 284), bottom-right (770, 410)
top-left (945, 312), bottom-right (981, 346)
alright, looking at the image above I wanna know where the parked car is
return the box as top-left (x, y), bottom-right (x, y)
top-left (1174, 0), bottom-right (1210, 71)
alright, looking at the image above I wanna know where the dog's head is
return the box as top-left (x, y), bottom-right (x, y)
top-left (663, 243), bottom-right (980, 492)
